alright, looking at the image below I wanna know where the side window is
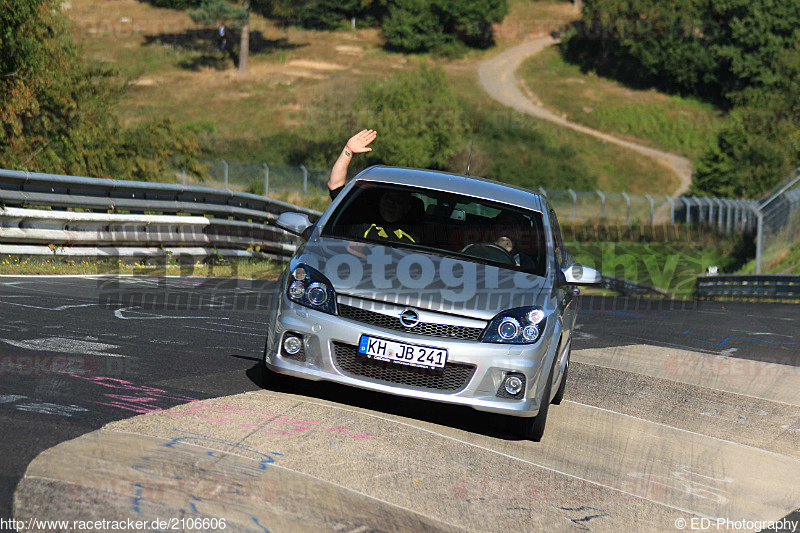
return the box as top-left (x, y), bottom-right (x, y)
top-left (548, 209), bottom-right (565, 266)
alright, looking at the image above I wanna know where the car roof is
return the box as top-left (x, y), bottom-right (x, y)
top-left (353, 166), bottom-right (549, 214)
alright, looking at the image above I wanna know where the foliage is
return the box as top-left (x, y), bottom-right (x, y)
top-left (691, 129), bottom-right (789, 198)
top-left (188, 0), bottom-right (248, 28)
top-left (561, 0), bottom-right (800, 198)
top-left (266, 0), bottom-right (368, 30)
top-left (0, 0), bottom-right (204, 180)
top-left (354, 66), bottom-right (464, 169)
top-left (476, 115), bottom-right (596, 190)
top-left (146, 0), bottom-right (204, 8)
top-left (382, 0), bottom-right (507, 52)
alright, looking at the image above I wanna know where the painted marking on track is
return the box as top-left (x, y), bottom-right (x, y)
top-left (0, 395), bottom-right (88, 417)
top-left (681, 330), bottom-right (798, 348)
top-left (627, 465), bottom-right (732, 506)
top-left (0, 394), bottom-right (28, 404)
top-left (0, 298), bottom-right (97, 311)
top-left (0, 337), bottom-right (123, 357)
top-left (113, 307), bottom-right (226, 320)
top-left (183, 325), bottom-right (264, 337)
top-left (730, 329), bottom-right (794, 338)
top-left (252, 393), bottom-right (718, 518)
top-left (14, 402), bottom-right (89, 417)
top-left (126, 431), bottom-right (281, 532)
top-left (783, 425), bottom-right (800, 433)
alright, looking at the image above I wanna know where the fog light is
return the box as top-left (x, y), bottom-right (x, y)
top-left (283, 335), bottom-right (302, 355)
top-left (504, 375), bottom-right (524, 396)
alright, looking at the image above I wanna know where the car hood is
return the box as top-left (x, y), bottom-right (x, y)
top-left (296, 237), bottom-right (554, 321)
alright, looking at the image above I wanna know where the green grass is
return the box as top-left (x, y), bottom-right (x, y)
top-left (519, 47), bottom-right (719, 162)
top-left (0, 257), bottom-right (285, 279)
top-left (68, 0), bottom-right (682, 197)
top-left (446, 67), bottom-right (679, 194)
top-left (738, 234), bottom-right (800, 274)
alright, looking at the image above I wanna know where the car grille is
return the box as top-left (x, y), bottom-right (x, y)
top-left (333, 342), bottom-right (476, 393)
top-left (337, 303), bottom-right (484, 341)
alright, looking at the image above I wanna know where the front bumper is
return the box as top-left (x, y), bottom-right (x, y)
top-left (266, 294), bottom-right (557, 417)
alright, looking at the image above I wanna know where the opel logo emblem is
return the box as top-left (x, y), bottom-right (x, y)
top-left (399, 308), bottom-right (419, 328)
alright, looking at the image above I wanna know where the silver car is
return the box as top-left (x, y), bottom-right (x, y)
top-left (264, 166), bottom-right (600, 441)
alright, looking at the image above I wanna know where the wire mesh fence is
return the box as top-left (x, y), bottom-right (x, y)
top-left (180, 160), bottom-right (800, 273)
top-left (184, 160), bottom-right (687, 224)
top-left (753, 167), bottom-right (800, 273)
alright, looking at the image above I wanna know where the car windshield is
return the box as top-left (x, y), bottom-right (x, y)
top-left (321, 182), bottom-right (548, 277)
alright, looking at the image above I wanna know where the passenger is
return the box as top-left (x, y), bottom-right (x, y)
top-left (327, 129), bottom-right (377, 200)
top-left (328, 129), bottom-right (420, 243)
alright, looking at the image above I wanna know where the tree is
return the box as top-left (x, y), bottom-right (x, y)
top-left (355, 66), bottom-right (463, 169)
top-left (189, 0), bottom-right (250, 72)
top-left (0, 0), bottom-right (203, 180)
top-left (563, 0), bottom-right (800, 198)
top-left (269, 0), bottom-right (367, 30)
top-left (382, 0), bottom-right (508, 52)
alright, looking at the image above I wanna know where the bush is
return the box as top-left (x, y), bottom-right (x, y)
top-left (381, 0), bottom-right (508, 53)
top-left (355, 66), bottom-right (464, 169)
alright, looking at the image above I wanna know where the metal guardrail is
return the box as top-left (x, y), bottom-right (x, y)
top-left (0, 168), bottom-right (321, 262)
top-left (696, 274), bottom-right (800, 301)
top-left (601, 275), bottom-right (670, 298)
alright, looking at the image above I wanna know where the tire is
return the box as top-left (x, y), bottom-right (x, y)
top-left (513, 363), bottom-right (554, 442)
top-left (261, 362), bottom-right (283, 389)
top-left (551, 359), bottom-right (569, 405)
top-left (552, 340), bottom-right (572, 405)
top-left (261, 336), bottom-right (283, 389)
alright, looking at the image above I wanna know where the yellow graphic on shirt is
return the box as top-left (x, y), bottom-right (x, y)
top-left (363, 224), bottom-right (416, 243)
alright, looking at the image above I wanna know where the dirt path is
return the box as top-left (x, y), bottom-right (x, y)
top-left (479, 36), bottom-right (693, 196)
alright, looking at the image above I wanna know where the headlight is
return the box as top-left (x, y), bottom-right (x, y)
top-left (482, 307), bottom-right (546, 344)
top-left (286, 263), bottom-right (337, 315)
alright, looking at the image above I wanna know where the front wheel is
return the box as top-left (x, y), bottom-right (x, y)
top-left (551, 341), bottom-right (572, 405)
top-left (261, 337), bottom-right (283, 389)
top-left (551, 360), bottom-right (568, 405)
top-left (512, 363), bottom-right (554, 442)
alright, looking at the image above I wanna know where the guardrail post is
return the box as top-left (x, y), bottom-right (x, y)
top-left (222, 160), bottom-right (229, 189)
top-left (667, 196), bottom-right (674, 223)
top-left (300, 164), bottom-right (308, 194)
top-left (621, 192), bottom-right (630, 224)
top-left (713, 197), bottom-right (724, 229)
top-left (263, 163), bottom-right (269, 196)
top-left (538, 187), bottom-right (547, 197)
top-left (754, 207), bottom-right (764, 274)
top-left (182, 168), bottom-right (185, 186)
top-left (596, 190), bottom-right (605, 219)
top-left (568, 188), bottom-right (577, 221)
top-left (681, 197), bottom-right (691, 224)
top-left (645, 194), bottom-right (654, 225)
top-left (723, 199), bottom-right (734, 232)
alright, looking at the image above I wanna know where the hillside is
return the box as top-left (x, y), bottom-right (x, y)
top-left (67, 0), bottom-right (688, 195)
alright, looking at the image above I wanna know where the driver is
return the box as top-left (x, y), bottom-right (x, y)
top-left (360, 190), bottom-right (418, 243)
top-left (493, 211), bottom-right (536, 268)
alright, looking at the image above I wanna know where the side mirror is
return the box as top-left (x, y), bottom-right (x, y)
top-left (562, 263), bottom-right (602, 285)
top-left (275, 212), bottom-right (314, 239)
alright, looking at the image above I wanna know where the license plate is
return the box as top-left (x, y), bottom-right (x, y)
top-left (358, 335), bottom-right (448, 369)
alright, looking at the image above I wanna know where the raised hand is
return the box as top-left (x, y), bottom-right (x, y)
top-left (345, 129), bottom-right (377, 155)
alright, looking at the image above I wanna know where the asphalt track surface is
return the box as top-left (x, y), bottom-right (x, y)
top-left (0, 276), bottom-right (798, 532)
